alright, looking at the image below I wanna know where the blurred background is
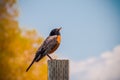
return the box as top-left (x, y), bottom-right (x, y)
top-left (0, 0), bottom-right (120, 80)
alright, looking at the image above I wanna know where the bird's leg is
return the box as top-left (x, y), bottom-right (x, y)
top-left (47, 54), bottom-right (53, 60)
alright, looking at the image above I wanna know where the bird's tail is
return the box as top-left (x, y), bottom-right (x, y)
top-left (26, 59), bottom-right (35, 72)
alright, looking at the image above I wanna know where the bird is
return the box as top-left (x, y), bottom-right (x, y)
top-left (26, 27), bottom-right (62, 72)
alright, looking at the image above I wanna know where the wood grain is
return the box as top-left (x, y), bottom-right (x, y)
top-left (48, 60), bottom-right (69, 80)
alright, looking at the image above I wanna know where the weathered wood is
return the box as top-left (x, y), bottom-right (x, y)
top-left (48, 60), bottom-right (69, 80)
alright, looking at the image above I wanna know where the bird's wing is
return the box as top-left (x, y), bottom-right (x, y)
top-left (35, 35), bottom-right (58, 62)
top-left (26, 35), bottom-right (58, 72)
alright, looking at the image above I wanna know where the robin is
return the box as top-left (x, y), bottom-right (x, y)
top-left (26, 27), bottom-right (62, 72)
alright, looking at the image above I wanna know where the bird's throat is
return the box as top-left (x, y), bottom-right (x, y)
top-left (57, 35), bottom-right (61, 43)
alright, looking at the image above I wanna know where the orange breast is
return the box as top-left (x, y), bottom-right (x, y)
top-left (49, 35), bottom-right (61, 54)
top-left (57, 35), bottom-right (61, 44)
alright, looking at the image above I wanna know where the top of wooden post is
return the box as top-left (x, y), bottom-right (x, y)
top-left (48, 59), bottom-right (69, 80)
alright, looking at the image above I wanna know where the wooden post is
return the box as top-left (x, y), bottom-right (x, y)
top-left (48, 60), bottom-right (69, 80)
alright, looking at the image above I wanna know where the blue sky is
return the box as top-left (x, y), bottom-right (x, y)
top-left (18, 0), bottom-right (120, 61)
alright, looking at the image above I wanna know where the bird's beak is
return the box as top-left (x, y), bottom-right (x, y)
top-left (58, 27), bottom-right (62, 31)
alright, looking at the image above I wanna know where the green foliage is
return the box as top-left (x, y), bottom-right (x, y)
top-left (0, 0), bottom-right (48, 80)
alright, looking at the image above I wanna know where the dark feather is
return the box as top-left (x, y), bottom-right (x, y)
top-left (35, 35), bottom-right (57, 62)
top-left (26, 35), bottom-right (58, 71)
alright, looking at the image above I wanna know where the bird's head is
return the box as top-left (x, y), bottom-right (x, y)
top-left (49, 27), bottom-right (62, 36)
